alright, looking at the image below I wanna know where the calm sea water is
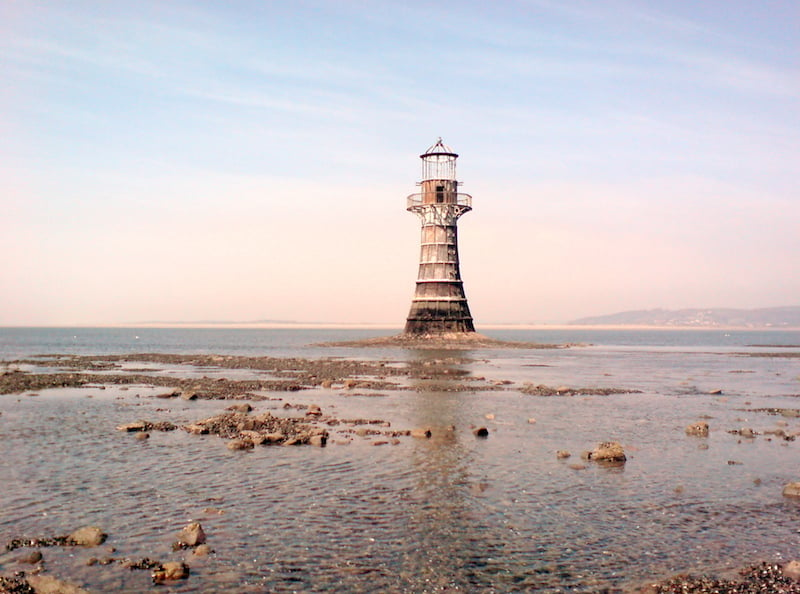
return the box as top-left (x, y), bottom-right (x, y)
top-left (1, 327), bottom-right (800, 592)
top-left (2, 326), bottom-right (800, 360)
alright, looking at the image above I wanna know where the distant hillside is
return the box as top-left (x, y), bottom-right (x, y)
top-left (570, 306), bottom-right (800, 328)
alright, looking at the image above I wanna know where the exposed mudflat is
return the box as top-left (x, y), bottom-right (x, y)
top-left (319, 331), bottom-right (572, 349)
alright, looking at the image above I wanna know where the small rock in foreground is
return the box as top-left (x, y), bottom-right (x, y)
top-left (583, 441), bottom-right (626, 463)
top-left (685, 422), bottom-right (709, 437)
top-left (68, 526), bottom-right (107, 547)
top-left (27, 575), bottom-right (91, 594)
top-left (152, 561), bottom-right (190, 583)
top-left (782, 482), bottom-right (800, 498)
top-left (176, 523), bottom-right (206, 548)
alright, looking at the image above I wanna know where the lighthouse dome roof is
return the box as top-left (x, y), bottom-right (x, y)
top-left (421, 137), bottom-right (458, 158)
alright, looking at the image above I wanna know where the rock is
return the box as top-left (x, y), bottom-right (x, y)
top-left (568, 463), bottom-right (587, 470)
top-left (68, 526), bottom-right (107, 547)
top-left (155, 389), bottom-right (181, 399)
top-left (343, 379), bottom-right (358, 389)
top-left (410, 428), bottom-right (432, 439)
top-left (263, 432), bottom-right (285, 444)
top-left (708, 388), bottom-right (723, 395)
top-left (227, 403), bottom-right (252, 413)
top-left (782, 482), bottom-right (800, 498)
top-left (556, 385), bottom-right (571, 394)
top-left (226, 439), bottom-right (253, 451)
top-left (484, 413), bottom-right (495, 420)
top-left (176, 522), bottom-right (206, 547)
top-left (116, 421), bottom-right (147, 432)
top-left (783, 560), bottom-right (800, 580)
top-left (372, 440), bottom-right (389, 446)
top-left (18, 550), bottom-right (43, 564)
top-left (239, 430), bottom-right (268, 445)
top-left (473, 427), bottom-right (489, 438)
top-left (556, 450), bottom-right (571, 459)
top-left (135, 431), bottom-right (150, 441)
top-left (685, 421), bottom-right (709, 437)
top-left (320, 380), bottom-right (333, 389)
top-left (26, 575), bottom-right (91, 594)
top-left (309, 434), bottom-right (327, 447)
top-left (306, 404), bottom-right (322, 416)
top-left (193, 544), bottom-right (212, 557)
top-left (527, 417), bottom-right (537, 424)
top-left (152, 561), bottom-right (190, 583)
top-left (184, 424), bottom-right (209, 435)
top-left (180, 390), bottom-right (198, 401)
top-left (586, 441), bottom-right (626, 463)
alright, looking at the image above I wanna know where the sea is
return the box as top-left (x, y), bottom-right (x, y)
top-left (1, 327), bottom-right (799, 593)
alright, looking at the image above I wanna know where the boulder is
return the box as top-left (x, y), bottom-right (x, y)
top-left (18, 550), bottom-right (43, 564)
top-left (184, 424), bottom-right (209, 435)
top-left (116, 421), bottom-right (147, 432)
top-left (26, 575), bottom-right (90, 594)
top-left (309, 434), bottom-right (327, 447)
top-left (685, 422), bottom-right (709, 437)
top-left (585, 441), bottom-right (626, 463)
top-left (783, 560), bottom-right (800, 581)
top-left (68, 526), bottom-right (107, 547)
top-left (176, 522), bottom-right (206, 547)
top-left (239, 430), bottom-right (267, 445)
top-left (227, 403), bottom-right (252, 413)
top-left (193, 543), bottom-right (213, 557)
top-left (152, 561), bottom-right (190, 583)
top-left (226, 439), bottom-right (253, 451)
top-left (783, 482), bottom-right (800, 498)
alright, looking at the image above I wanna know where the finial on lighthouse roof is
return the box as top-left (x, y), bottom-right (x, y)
top-left (422, 137), bottom-right (458, 158)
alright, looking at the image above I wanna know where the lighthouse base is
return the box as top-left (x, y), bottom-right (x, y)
top-left (404, 301), bottom-right (475, 335)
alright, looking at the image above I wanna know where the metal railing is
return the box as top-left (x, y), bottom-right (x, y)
top-left (406, 193), bottom-right (472, 209)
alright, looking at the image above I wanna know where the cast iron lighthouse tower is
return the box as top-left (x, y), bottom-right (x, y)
top-left (404, 138), bottom-right (476, 335)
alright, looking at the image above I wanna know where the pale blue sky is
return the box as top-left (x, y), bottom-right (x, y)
top-left (1, 1), bottom-right (798, 325)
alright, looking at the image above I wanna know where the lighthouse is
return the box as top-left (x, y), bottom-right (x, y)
top-left (404, 138), bottom-right (476, 335)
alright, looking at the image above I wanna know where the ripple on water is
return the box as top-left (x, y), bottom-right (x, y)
top-left (2, 347), bottom-right (800, 593)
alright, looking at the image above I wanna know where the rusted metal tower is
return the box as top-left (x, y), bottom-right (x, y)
top-left (404, 138), bottom-right (476, 334)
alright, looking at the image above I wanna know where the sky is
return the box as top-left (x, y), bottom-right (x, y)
top-left (1, 0), bottom-right (798, 326)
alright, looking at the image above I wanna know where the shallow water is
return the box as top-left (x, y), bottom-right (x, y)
top-left (1, 328), bottom-right (800, 592)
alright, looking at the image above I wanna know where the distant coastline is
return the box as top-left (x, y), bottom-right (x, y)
top-left (2, 322), bottom-right (799, 331)
top-left (2, 306), bottom-right (799, 331)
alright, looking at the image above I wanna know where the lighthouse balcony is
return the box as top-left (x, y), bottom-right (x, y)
top-left (406, 193), bottom-right (472, 209)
